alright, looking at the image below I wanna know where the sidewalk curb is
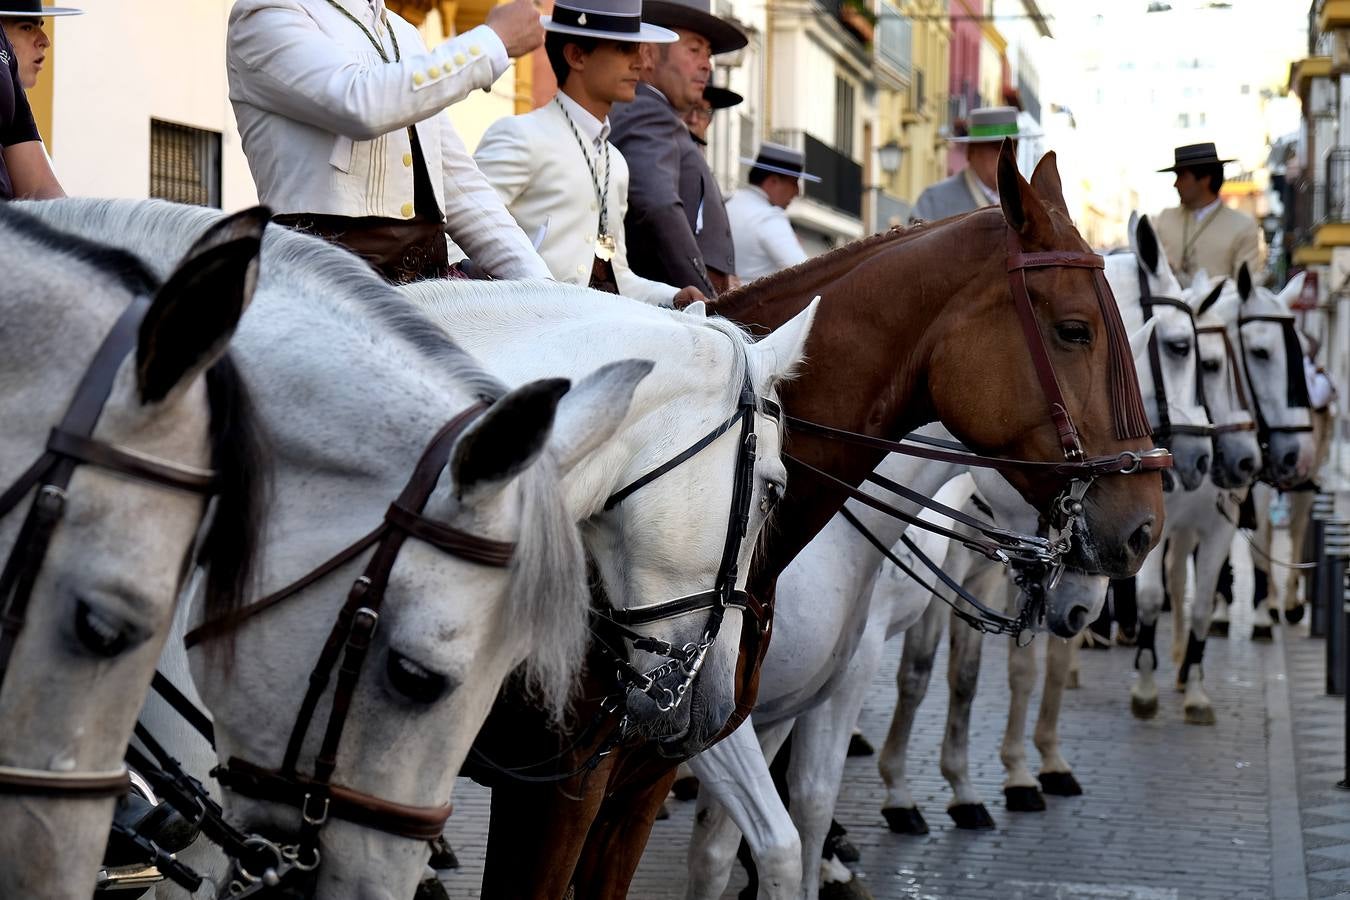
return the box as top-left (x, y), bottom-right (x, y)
top-left (1270, 625), bottom-right (1310, 900)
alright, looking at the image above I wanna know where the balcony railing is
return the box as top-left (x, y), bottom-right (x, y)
top-left (1326, 148), bottom-right (1350, 223)
top-left (814, 0), bottom-right (874, 46)
top-left (876, 1), bottom-right (912, 76)
top-left (770, 129), bottom-right (864, 219)
top-left (1290, 176), bottom-right (1324, 248)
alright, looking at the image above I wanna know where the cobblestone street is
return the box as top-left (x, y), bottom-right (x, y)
top-left (441, 538), bottom-right (1350, 899)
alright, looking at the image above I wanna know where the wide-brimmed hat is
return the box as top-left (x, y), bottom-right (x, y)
top-left (543, 0), bottom-right (677, 42)
top-left (643, 0), bottom-right (747, 55)
top-left (948, 106), bottom-right (1040, 143)
top-left (1157, 142), bottom-right (1236, 173)
top-left (740, 142), bottom-right (821, 183)
top-left (704, 84), bottom-right (742, 110)
top-left (0, 1), bottom-right (82, 16)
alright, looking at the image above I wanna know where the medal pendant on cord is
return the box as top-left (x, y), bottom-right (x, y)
top-left (595, 234), bottom-right (617, 262)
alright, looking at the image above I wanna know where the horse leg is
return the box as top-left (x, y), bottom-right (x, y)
top-left (1170, 540), bottom-right (1189, 669)
top-left (1130, 546), bottom-right (1166, 718)
top-left (1210, 554), bottom-right (1233, 637)
top-left (878, 597), bottom-right (946, 834)
top-left (685, 719), bottom-right (800, 900)
top-left (1001, 619), bottom-right (1044, 812)
top-left (1251, 485), bottom-right (1276, 639)
top-left (570, 764), bottom-right (677, 900)
top-left (1284, 490), bottom-right (1314, 623)
top-left (1034, 636), bottom-right (1081, 796)
top-left (943, 597), bottom-right (993, 827)
top-left (1179, 531), bottom-right (1226, 725)
top-left (1066, 630), bottom-right (1081, 689)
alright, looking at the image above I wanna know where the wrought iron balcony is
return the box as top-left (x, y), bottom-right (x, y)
top-left (769, 129), bottom-right (864, 219)
top-left (1325, 148), bottom-right (1350, 223)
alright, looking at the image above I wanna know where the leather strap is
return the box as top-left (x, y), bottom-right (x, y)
top-left (0, 763), bottom-right (130, 797)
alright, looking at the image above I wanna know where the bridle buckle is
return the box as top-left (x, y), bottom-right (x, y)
top-left (301, 791), bottom-right (330, 826)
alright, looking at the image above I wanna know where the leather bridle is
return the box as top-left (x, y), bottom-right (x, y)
top-left (1134, 264), bottom-right (1216, 444)
top-left (0, 296), bottom-right (219, 800)
top-left (590, 372), bottom-right (780, 715)
top-left (1193, 322), bottom-right (1257, 436)
top-left (1235, 310), bottom-right (1313, 456)
top-left (178, 403), bottom-right (514, 895)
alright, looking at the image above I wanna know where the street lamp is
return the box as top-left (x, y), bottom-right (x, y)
top-left (878, 140), bottom-right (903, 174)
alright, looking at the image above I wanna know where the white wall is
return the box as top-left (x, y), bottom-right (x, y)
top-left (48, 0), bottom-right (256, 209)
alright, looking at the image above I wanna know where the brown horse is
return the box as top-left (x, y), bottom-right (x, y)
top-left (462, 144), bottom-right (1166, 899)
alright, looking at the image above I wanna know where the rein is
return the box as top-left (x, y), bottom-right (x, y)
top-left (0, 296), bottom-right (219, 800)
top-left (1194, 322), bottom-right (1258, 436)
top-left (1235, 311), bottom-right (1314, 486)
top-left (1135, 264), bottom-right (1215, 442)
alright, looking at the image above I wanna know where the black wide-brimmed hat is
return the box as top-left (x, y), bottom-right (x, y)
top-left (740, 142), bottom-right (821, 183)
top-left (0, 0), bottom-right (82, 16)
top-left (704, 84), bottom-right (742, 110)
top-left (543, 0), bottom-right (677, 42)
top-left (643, 0), bottom-right (747, 55)
top-left (1158, 142), bottom-right (1236, 172)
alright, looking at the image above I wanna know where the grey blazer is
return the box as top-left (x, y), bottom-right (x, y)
top-left (911, 169), bottom-right (989, 223)
top-left (610, 84), bottom-right (717, 295)
top-left (680, 141), bottom-right (734, 279)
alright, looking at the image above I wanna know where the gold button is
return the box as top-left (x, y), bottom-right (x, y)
top-left (401, 202), bottom-right (414, 218)
top-left (577, 265), bottom-right (586, 275)
top-left (470, 45), bottom-right (482, 56)
top-left (453, 52), bottom-right (467, 66)
top-left (403, 152), bottom-right (413, 167)
top-left (412, 72), bottom-right (425, 86)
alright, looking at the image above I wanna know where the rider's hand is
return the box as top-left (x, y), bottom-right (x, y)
top-left (486, 0), bottom-right (545, 58)
top-left (672, 286), bottom-right (707, 309)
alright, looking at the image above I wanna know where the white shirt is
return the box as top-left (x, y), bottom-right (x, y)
top-left (554, 90), bottom-right (609, 154)
top-left (227, 0), bottom-right (550, 279)
top-left (725, 186), bottom-right (808, 281)
top-left (1193, 196), bottom-right (1224, 224)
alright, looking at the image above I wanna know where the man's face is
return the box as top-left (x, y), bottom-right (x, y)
top-left (1173, 168), bottom-right (1208, 208)
top-left (648, 28), bottom-right (711, 113)
top-left (575, 40), bottom-right (643, 105)
top-left (681, 102), bottom-right (712, 141)
top-left (762, 173), bottom-right (800, 209)
top-left (966, 140), bottom-right (1009, 192)
top-left (2, 17), bottom-right (49, 90)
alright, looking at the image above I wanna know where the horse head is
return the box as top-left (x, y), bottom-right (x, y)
top-left (1189, 271), bottom-right (1261, 489)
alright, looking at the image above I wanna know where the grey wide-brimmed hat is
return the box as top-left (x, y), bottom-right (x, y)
top-left (0, 0), bottom-right (82, 16)
top-left (948, 106), bottom-right (1040, 143)
top-left (1157, 142), bottom-right (1236, 172)
top-left (705, 84), bottom-right (742, 110)
top-left (543, 0), bottom-right (678, 42)
top-left (740, 142), bottom-right (821, 183)
top-left (643, 0), bottom-right (747, 55)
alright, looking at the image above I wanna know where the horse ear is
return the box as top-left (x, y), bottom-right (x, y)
top-left (1134, 214), bottom-right (1162, 276)
top-left (1237, 262), bottom-right (1253, 303)
top-left (1028, 151), bottom-right (1068, 212)
top-left (136, 206), bottom-right (270, 405)
top-left (450, 378), bottom-right (571, 498)
top-left (752, 296), bottom-right (819, 390)
top-left (1196, 281), bottom-right (1225, 317)
top-left (547, 359), bottom-right (653, 478)
top-left (1277, 271), bottom-right (1307, 309)
top-left (1129, 318), bottom-right (1159, 362)
top-left (998, 140), bottom-right (1052, 238)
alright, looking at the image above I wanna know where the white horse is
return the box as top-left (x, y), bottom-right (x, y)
top-left (1131, 265), bottom-right (1308, 725)
top-left (403, 282), bottom-right (816, 749)
top-left (19, 198), bottom-right (649, 900)
top-left (0, 205), bottom-right (260, 897)
top-left (874, 211), bottom-right (1218, 835)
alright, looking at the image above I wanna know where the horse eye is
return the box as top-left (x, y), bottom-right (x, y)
top-left (760, 482), bottom-right (784, 514)
top-left (386, 650), bottom-right (451, 704)
top-left (1251, 347), bottom-right (1271, 361)
top-left (1055, 321), bottom-right (1092, 345)
top-left (1166, 339), bottom-right (1191, 357)
top-left (1201, 359), bottom-right (1221, 374)
top-left (74, 599), bottom-right (135, 657)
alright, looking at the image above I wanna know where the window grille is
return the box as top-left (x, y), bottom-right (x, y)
top-left (149, 119), bottom-right (222, 208)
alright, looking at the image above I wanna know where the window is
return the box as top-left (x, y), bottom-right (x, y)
top-left (150, 119), bottom-right (222, 208)
top-left (915, 67), bottom-right (926, 114)
top-left (1176, 112), bottom-right (1190, 129)
top-left (835, 77), bottom-right (856, 158)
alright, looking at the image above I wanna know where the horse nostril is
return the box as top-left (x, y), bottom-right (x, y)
top-left (1282, 450), bottom-right (1298, 470)
top-left (1128, 519), bottom-right (1154, 559)
top-left (1066, 605), bottom-right (1089, 635)
top-left (1238, 455), bottom-right (1255, 473)
top-left (1195, 454), bottom-right (1209, 476)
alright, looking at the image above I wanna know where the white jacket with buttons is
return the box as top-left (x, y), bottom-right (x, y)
top-left (474, 100), bottom-right (679, 305)
top-left (227, 0), bottom-right (551, 279)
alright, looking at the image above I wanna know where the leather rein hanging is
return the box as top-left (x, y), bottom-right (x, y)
top-left (177, 403), bottom-right (513, 895)
top-left (0, 296), bottom-right (218, 800)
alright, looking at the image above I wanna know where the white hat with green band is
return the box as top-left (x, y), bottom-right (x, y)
top-left (948, 106), bottom-right (1041, 143)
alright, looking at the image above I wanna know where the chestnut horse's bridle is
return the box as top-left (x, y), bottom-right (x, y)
top-left (165, 402), bottom-right (514, 896)
top-left (0, 296), bottom-right (218, 800)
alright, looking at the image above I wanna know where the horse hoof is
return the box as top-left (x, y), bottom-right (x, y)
top-left (671, 775), bottom-right (700, 801)
top-left (948, 803), bottom-right (996, 829)
top-left (1184, 703), bottom-right (1217, 725)
top-left (1003, 785), bottom-right (1046, 812)
top-left (1131, 693), bottom-right (1158, 719)
top-left (655, 800), bottom-right (671, 821)
top-left (414, 877), bottom-right (451, 900)
top-left (882, 805), bottom-right (929, 835)
top-left (1209, 620), bottom-right (1230, 638)
top-left (1267, 606), bottom-right (1280, 623)
top-left (1251, 623), bottom-right (1274, 641)
top-left (1037, 771), bottom-right (1084, 797)
top-left (1286, 603), bottom-right (1306, 625)
top-left (847, 732), bottom-right (876, 757)
top-left (825, 831), bottom-right (862, 864)
top-left (428, 836), bottom-right (459, 871)
top-left (819, 877), bottom-right (876, 900)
